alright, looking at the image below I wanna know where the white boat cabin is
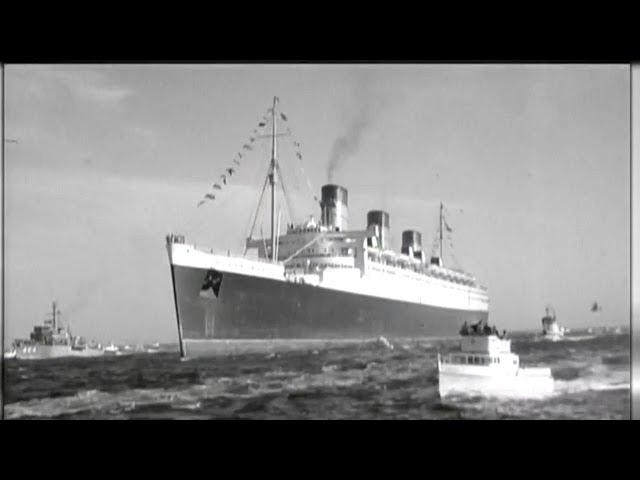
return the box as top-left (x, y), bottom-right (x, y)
top-left (439, 335), bottom-right (520, 373)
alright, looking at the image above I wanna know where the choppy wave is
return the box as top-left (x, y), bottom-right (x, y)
top-left (3, 332), bottom-right (630, 419)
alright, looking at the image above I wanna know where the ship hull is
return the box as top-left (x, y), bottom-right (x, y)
top-left (13, 344), bottom-right (104, 360)
top-left (171, 263), bottom-right (488, 358)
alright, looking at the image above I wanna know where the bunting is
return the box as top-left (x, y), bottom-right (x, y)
top-left (194, 104), bottom-right (293, 208)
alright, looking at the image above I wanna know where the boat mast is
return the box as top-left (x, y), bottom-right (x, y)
top-left (52, 301), bottom-right (57, 330)
top-left (439, 202), bottom-right (443, 263)
top-left (269, 96), bottom-right (279, 262)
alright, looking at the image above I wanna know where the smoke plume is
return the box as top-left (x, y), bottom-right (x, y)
top-left (327, 76), bottom-right (387, 183)
top-left (327, 110), bottom-right (373, 183)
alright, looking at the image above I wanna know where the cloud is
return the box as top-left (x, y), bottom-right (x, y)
top-left (8, 66), bottom-right (132, 107)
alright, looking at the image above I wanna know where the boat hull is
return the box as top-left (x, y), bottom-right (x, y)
top-left (170, 263), bottom-right (488, 358)
top-left (13, 344), bottom-right (104, 360)
top-left (438, 370), bottom-right (554, 399)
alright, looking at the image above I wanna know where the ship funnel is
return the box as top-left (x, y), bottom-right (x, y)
top-left (401, 230), bottom-right (424, 262)
top-left (367, 210), bottom-right (390, 250)
top-left (321, 184), bottom-right (348, 231)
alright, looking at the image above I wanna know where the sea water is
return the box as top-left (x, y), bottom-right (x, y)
top-left (3, 329), bottom-right (630, 420)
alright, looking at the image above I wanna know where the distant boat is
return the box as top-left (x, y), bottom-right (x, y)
top-left (103, 343), bottom-right (119, 355)
top-left (4, 348), bottom-right (17, 360)
top-left (541, 305), bottom-right (565, 341)
top-left (10, 301), bottom-right (104, 360)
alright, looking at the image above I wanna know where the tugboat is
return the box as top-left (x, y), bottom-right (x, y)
top-left (437, 320), bottom-right (554, 399)
top-left (11, 301), bottom-right (104, 360)
top-left (541, 305), bottom-right (565, 341)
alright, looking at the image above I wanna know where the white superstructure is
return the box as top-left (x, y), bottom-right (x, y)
top-left (170, 224), bottom-right (489, 313)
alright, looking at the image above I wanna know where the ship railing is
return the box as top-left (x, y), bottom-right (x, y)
top-left (366, 253), bottom-right (484, 289)
top-left (187, 243), bottom-right (294, 269)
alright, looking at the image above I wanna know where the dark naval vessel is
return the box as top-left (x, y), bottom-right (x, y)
top-left (166, 97), bottom-right (489, 358)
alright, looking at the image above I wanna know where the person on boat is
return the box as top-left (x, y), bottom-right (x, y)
top-left (483, 323), bottom-right (492, 335)
top-left (471, 319), bottom-right (484, 335)
top-left (459, 322), bottom-right (469, 336)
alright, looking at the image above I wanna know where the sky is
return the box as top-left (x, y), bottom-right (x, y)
top-left (3, 64), bottom-right (631, 345)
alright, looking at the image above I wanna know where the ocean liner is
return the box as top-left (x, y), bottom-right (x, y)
top-left (166, 97), bottom-right (489, 358)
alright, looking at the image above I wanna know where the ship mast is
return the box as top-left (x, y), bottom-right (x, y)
top-left (269, 96), bottom-right (279, 262)
top-left (51, 300), bottom-right (57, 332)
top-left (439, 202), bottom-right (443, 263)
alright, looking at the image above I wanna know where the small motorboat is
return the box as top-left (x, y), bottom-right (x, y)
top-left (376, 336), bottom-right (394, 350)
top-left (103, 343), bottom-right (119, 355)
top-left (438, 327), bottom-right (554, 399)
top-left (4, 348), bottom-right (17, 360)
